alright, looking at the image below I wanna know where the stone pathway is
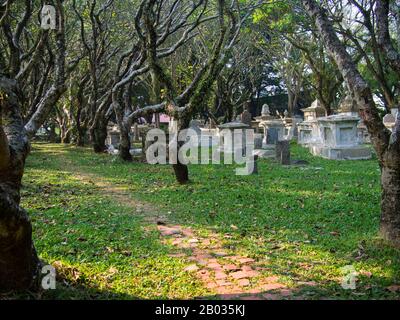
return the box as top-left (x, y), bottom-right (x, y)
top-left (158, 224), bottom-right (302, 300)
top-left (61, 154), bottom-right (303, 300)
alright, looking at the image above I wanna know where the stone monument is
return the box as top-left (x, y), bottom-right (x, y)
top-left (217, 122), bottom-right (250, 155)
top-left (241, 110), bottom-right (253, 127)
top-left (259, 119), bottom-right (285, 145)
top-left (106, 125), bottom-right (120, 147)
top-left (260, 103), bottom-right (273, 120)
top-left (298, 99), bottom-right (325, 145)
top-left (338, 95), bottom-right (359, 116)
top-left (309, 114), bottom-right (372, 160)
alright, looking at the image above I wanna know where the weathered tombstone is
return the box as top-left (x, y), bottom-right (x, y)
top-left (276, 140), bottom-right (291, 165)
top-left (302, 99), bottom-right (326, 120)
top-left (217, 122), bottom-right (250, 155)
top-left (254, 134), bottom-right (263, 149)
top-left (298, 100), bottom-right (326, 146)
top-left (189, 119), bottom-right (202, 136)
top-left (261, 104), bottom-right (271, 119)
top-left (241, 110), bottom-right (252, 127)
top-left (107, 130), bottom-right (120, 147)
top-left (267, 127), bottom-right (279, 144)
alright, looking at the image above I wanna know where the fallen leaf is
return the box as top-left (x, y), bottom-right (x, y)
top-left (387, 285), bottom-right (400, 293)
top-left (184, 265), bottom-right (199, 272)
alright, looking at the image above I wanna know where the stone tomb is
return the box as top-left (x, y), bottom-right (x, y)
top-left (298, 100), bottom-right (326, 146)
top-left (259, 119), bottom-right (285, 145)
top-left (106, 125), bottom-right (120, 146)
top-left (309, 115), bottom-right (372, 160)
top-left (217, 122), bottom-right (250, 156)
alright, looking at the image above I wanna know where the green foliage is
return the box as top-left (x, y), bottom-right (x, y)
top-left (253, 1), bottom-right (304, 33)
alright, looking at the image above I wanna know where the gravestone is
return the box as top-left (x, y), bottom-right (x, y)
top-left (259, 120), bottom-right (285, 145)
top-left (217, 122), bottom-right (250, 155)
top-left (241, 110), bottom-right (252, 127)
top-left (254, 134), bottom-right (263, 149)
top-left (267, 127), bottom-right (279, 144)
top-left (298, 100), bottom-right (326, 146)
top-left (133, 123), bottom-right (140, 142)
top-left (309, 114), bottom-right (372, 160)
top-left (276, 140), bottom-right (290, 165)
top-left (107, 130), bottom-right (120, 147)
top-left (189, 120), bottom-right (202, 136)
top-left (301, 99), bottom-right (326, 121)
top-left (338, 95), bottom-right (359, 116)
top-left (261, 104), bottom-right (271, 119)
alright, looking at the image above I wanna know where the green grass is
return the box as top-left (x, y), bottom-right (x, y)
top-left (13, 143), bottom-right (400, 299)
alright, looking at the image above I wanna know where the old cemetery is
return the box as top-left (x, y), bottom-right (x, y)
top-left (1, 0), bottom-right (400, 305)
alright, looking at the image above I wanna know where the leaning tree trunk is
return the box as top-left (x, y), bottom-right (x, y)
top-left (380, 157), bottom-right (400, 246)
top-left (0, 78), bottom-right (40, 291)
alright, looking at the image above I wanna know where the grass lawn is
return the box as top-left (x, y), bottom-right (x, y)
top-left (13, 142), bottom-right (400, 299)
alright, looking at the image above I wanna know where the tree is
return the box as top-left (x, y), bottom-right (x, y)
top-left (0, 0), bottom-right (69, 290)
top-left (254, 2), bottom-right (344, 115)
top-left (300, 0), bottom-right (400, 246)
top-left (72, 0), bottom-right (123, 153)
top-left (332, 0), bottom-right (399, 112)
top-left (124, 0), bottom-right (261, 183)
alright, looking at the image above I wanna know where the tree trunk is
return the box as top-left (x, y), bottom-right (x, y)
top-left (288, 89), bottom-right (294, 116)
top-left (76, 127), bottom-right (86, 147)
top-left (380, 161), bottom-right (400, 246)
top-left (0, 181), bottom-right (40, 292)
top-left (60, 124), bottom-right (71, 144)
top-left (173, 162), bottom-right (189, 184)
top-left (119, 125), bottom-right (132, 161)
top-left (301, 0), bottom-right (400, 246)
top-left (171, 119), bottom-right (190, 184)
top-left (91, 121), bottom-right (108, 153)
top-left (0, 77), bottom-right (40, 291)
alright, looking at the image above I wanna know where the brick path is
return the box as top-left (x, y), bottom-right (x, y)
top-left (60, 159), bottom-right (306, 300)
top-left (158, 224), bottom-right (304, 300)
